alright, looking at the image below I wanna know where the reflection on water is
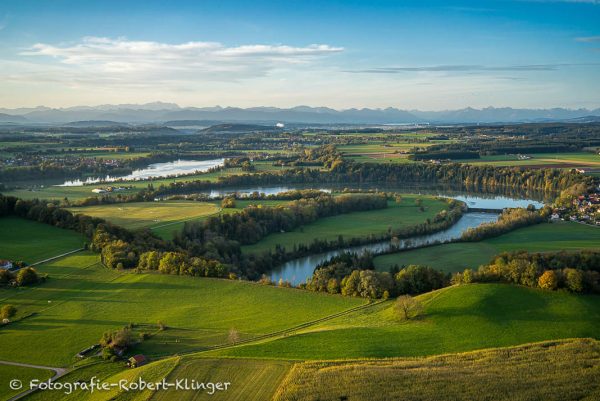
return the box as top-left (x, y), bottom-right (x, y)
top-left (58, 159), bottom-right (225, 187)
top-left (269, 212), bottom-right (499, 285)
top-left (206, 185), bottom-right (545, 209)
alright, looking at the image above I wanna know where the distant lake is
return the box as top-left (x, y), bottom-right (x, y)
top-left (58, 158), bottom-right (225, 187)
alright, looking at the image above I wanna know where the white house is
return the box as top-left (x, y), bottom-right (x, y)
top-left (0, 260), bottom-right (13, 270)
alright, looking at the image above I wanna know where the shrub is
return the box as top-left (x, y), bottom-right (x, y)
top-left (538, 271), bottom-right (558, 290)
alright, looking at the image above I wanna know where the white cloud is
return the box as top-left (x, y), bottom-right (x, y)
top-left (575, 35), bottom-right (600, 42)
top-left (18, 37), bottom-right (343, 80)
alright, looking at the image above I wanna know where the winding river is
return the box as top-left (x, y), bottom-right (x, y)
top-left (243, 189), bottom-right (545, 285)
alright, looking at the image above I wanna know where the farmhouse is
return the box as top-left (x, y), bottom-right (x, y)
top-left (0, 260), bottom-right (13, 270)
top-left (128, 354), bottom-right (148, 368)
top-left (92, 188), bottom-right (107, 194)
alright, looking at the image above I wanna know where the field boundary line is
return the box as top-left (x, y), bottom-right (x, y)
top-left (169, 299), bottom-right (387, 359)
top-left (29, 248), bottom-right (85, 267)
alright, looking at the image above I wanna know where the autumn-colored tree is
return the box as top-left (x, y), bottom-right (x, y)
top-left (395, 295), bottom-right (423, 320)
top-left (538, 270), bottom-right (558, 290)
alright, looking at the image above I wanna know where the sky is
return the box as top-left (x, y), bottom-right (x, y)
top-left (0, 0), bottom-right (599, 110)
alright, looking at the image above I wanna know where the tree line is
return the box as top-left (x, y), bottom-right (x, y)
top-left (452, 250), bottom-right (600, 293)
top-left (461, 206), bottom-right (551, 242)
top-left (301, 252), bottom-right (449, 299)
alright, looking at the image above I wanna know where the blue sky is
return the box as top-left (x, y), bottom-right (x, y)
top-left (0, 0), bottom-right (599, 109)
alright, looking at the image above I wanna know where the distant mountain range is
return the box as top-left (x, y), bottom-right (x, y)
top-left (0, 102), bottom-right (599, 125)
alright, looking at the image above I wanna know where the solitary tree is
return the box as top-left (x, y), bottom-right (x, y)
top-left (228, 328), bottom-right (240, 345)
top-left (395, 295), bottom-right (423, 320)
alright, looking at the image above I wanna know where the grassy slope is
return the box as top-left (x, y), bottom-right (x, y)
top-left (242, 196), bottom-right (449, 255)
top-left (0, 365), bottom-right (53, 401)
top-left (273, 338), bottom-right (600, 401)
top-left (373, 222), bottom-right (600, 273)
top-left (0, 217), bottom-right (83, 263)
top-left (151, 358), bottom-right (292, 401)
top-left (213, 283), bottom-right (600, 360)
top-left (0, 253), bottom-right (363, 366)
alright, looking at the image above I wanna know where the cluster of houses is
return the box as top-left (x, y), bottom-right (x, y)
top-left (91, 186), bottom-right (129, 194)
top-left (551, 192), bottom-right (600, 225)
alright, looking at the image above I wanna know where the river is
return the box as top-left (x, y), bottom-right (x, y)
top-left (58, 158), bottom-right (225, 186)
top-left (269, 212), bottom-right (499, 285)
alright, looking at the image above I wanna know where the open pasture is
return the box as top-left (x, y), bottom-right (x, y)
top-left (0, 216), bottom-right (83, 263)
top-left (373, 221), bottom-right (600, 273)
top-left (0, 252), bottom-right (363, 366)
top-left (242, 196), bottom-right (450, 255)
top-left (214, 283), bottom-right (600, 360)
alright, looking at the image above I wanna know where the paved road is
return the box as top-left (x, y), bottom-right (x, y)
top-left (0, 360), bottom-right (69, 401)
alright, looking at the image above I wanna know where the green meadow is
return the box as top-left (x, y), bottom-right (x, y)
top-left (0, 217), bottom-right (83, 264)
top-left (242, 196), bottom-right (449, 255)
top-left (0, 252), bottom-right (363, 366)
top-left (213, 283), bottom-right (600, 360)
top-left (457, 152), bottom-right (600, 168)
top-left (374, 221), bottom-right (600, 273)
top-left (68, 201), bottom-right (221, 231)
top-left (0, 364), bottom-right (53, 401)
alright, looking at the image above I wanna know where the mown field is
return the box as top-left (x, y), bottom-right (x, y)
top-left (213, 283), bottom-right (600, 360)
top-left (374, 221), bottom-right (600, 273)
top-left (0, 252), bottom-right (364, 366)
top-left (67, 201), bottom-right (221, 231)
top-left (242, 196), bottom-right (449, 255)
top-left (457, 152), bottom-right (600, 168)
top-left (0, 216), bottom-right (83, 263)
top-left (273, 338), bottom-right (600, 401)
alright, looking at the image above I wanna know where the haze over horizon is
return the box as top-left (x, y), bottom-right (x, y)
top-left (1, 0), bottom-right (599, 110)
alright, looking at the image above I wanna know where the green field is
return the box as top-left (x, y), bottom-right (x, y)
top-left (242, 196), bottom-right (450, 255)
top-left (0, 217), bottom-right (83, 263)
top-left (0, 252), bottom-right (363, 366)
top-left (150, 199), bottom-right (289, 239)
top-left (213, 283), bottom-right (600, 360)
top-left (273, 338), bottom-right (600, 401)
top-left (457, 152), bottom-right (600, 168)
top-left (0, 364), bottom-right (53, 400)
top-left (374, 221), bottom-right (600, 273)
top-left (68, 201), bottom-right (221, 231)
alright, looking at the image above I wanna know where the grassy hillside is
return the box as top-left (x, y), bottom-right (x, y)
top-left (273, 339), bottom-right (600, 401)
top-left (0, 252), bottom-right (363, 366)
top-left (242, 196), bottom-right (450, 255)
top-left (213, 283), bottom-right (600, 360)
top-left (152, 358), bottom-right (292, 401)
top-left (0, 216), bottom-right (83, 263)
top-left (374, 222), bottom-right (600, 273)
